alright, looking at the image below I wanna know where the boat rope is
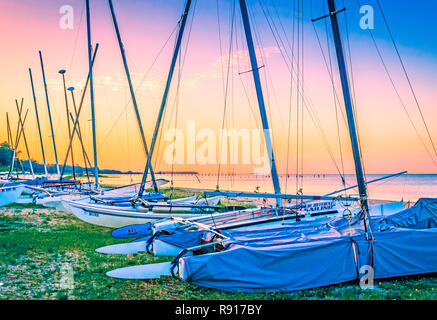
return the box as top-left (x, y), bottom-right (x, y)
top-left (322, 0), bottom-right (346, 189)
top-left (152, 0), bottom-right (198, 179)
top-left (97, 23), bottom-right (180, 150)
top-left (352, 0), bottom-right (437, 169)
top-left (66, 1), bottom-right (85, 84)
top-left (376, 0), bottom-right (437, 165)
top-left (257, 0), bottom-right (347, 188)
top-left (311, 1), bottom-right (349, 187)
top-left (285, 0), bottom-right (297, 194)
top-left (216, 0), bottom-right (236, 190)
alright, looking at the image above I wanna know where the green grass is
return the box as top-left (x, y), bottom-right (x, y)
top-left (1, 202), bottom-right (437, 300)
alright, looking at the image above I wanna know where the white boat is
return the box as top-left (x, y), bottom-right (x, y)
top-left (17, 179), bottom-right (169, 212)
top-left (0, 185), bottom-right (25, 207)
top-left (64, 195), bottom-right (221, 228)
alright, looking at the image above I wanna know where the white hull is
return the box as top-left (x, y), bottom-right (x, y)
top-left (68, 204), bottom-right (205, 228)
top-left (0, 185), bottom-right (24, 207)
top-left (64, 196), bottom-right (220, 228)
top-left (37, 194), bottom-right (87, 212)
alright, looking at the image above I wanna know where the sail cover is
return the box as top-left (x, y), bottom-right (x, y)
top-left (179, 198), bottom-right (437, 292)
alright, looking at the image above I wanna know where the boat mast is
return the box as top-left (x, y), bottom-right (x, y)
top-left (15, 99), bottom-right (34, 179)
top-left (29, 68), bottom-right (48, 177)
top-left (238, 0), bottom-right (282, 207)
top-left (68, 86), bottom-right (92, 182)
top-left (6, 113), bottom-right (13, 149)
top-left (8, 106), bottom-right (23, 179)
top-left (59, 69), bottom-right (76, 180)
top-left (138, 0), bottom-right (192, 197)
top-left (107, 0), bottom-right (158, 192)
top-left (59, 44), bottom-right (99, 180)
top-left (325, 0), bottom-right (370, 229)
top-left (85, 0), bottom-right (99, 189)
top-left (39, 51), bottom-right (61, 178)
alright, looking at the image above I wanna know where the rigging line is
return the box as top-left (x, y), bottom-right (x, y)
top-left (234, 18), bottom-right (264, 137)
top-left (355, 13), bottom-right (437, 168)
top-left (216, 0), bottom-right (227, 103)
top-left (301, 90), bottom-right (346, 178)
top-left (171, 54), bottom-right (182, 189)
top-left (285, 0), bottom-right (297, 194)
top-left (261, 0), bottom-right (342, 155)
top-left (300, 0), bottom-right (304, 192)
top-left (67, 1), bottom-right (85, 83)
top-left (248, 2), bottom-right (284, 180)
top-left (153, 0), bottom-right (198, 178)
top-left (216, 0), bottom-right (236, 190)
top-left (97, 23), bottom-right (179, 151)
top-left (260, 0), bottom-right (343, 182)
top-left (258, 0), bottom-right (293, 70)
top-left (282, 23), bottom-right (346, 180)
top-left (309, 7), bottom-right (350, 179)
top-left (311, 22), bottom-right (347, 126)
top-left (376, 0), bottom-right (437, 165)
top-left (353, 0), bottom-right (436, 169)
top-left (270, 0), bottom-right (295, 53)
top-left (256, 0), bottom-right (291, 137)
top-left (340, 0), bottom-right (358, 112)
top-left (321, 0), bottom-right (346, 187)
top-left (155, 33), bottom-right (184, 180)
top-left (296, 0), bottom-right (301, 195)
top-left (339, 1), bottom-right (369, 189)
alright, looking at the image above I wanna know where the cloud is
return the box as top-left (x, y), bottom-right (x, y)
top-left (185, 46), bottom-right (281, 89)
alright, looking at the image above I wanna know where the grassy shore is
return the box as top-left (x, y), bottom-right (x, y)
top-left (1, 190), bottom-right (437, 300)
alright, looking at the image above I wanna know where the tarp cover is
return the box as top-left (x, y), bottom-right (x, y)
top-left (180, 198), bottom-right (437, 292)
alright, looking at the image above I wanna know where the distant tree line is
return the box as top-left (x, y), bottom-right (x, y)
top-left (0, 141), bottom-right (138, 175)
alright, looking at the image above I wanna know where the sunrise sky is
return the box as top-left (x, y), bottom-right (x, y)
top-left (1, 0), bottom-right (436, 175)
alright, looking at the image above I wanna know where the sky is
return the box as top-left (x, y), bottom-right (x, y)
top-left (0, 0), bottom-right (436, 175)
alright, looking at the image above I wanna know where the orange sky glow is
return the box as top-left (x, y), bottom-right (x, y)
top-left (1, 0), bottom-right (437, 175)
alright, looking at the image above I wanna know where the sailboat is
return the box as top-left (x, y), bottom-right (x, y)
top-left (104, 0), bottom-right (437, 293)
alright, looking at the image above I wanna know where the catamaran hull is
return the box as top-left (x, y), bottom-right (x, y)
top-left (67, 203), bottom-right (212, 228)
top-left (0, 186), bottom-right (24, 207)
top-left (63, 195), bottom-right (221, 228)
top-left (38, 195), bottom-right (85, 212)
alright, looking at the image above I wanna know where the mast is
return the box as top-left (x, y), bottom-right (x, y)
top-left (326, 0), bottom-right (370, 229)
top-left (59, 44), bottom-right (99, 179)
top-left (29, 68), bottom-right (48, 177)
top-left (8, 109), bottom-right (21, 179)
top-left (59, 69), bottom-right (76, 180)
top-left (6, 113), bottom-right (13, 148)
top-left (138, 0), bottom-right (192, 197)
top-left (9, 108), bottom-right (28, 179)
top-left (39, 51), bottom-right (61, 177)
top-left (86, 0), bottom-right (99, 188)
top-left (15, 99), bottom-right (34, 178)
top-left (68, 86), bottom-right (92, 182)
top-left (238, 0), bottom-right (282, 207)
top-left (108, 0), bottom-right (158, 192)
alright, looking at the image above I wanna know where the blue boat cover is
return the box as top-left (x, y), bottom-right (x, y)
top-left (112, 223), bottom-right (153, 239)
top-left (178, 198), bottom-right (437, 292)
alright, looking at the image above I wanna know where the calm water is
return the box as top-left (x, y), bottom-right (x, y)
top-left (97, 173), bottom-right (437, 202)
